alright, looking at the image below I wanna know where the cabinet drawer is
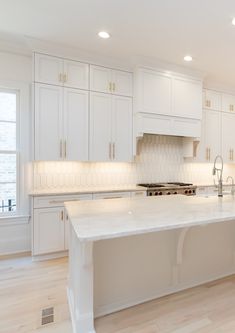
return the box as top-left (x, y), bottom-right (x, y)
top-left (92, 192), bottom-right (131, 200)
top-left (33, 194), bottom-right (92, 208)
top-left (130, 191), bottom-right (146, 197)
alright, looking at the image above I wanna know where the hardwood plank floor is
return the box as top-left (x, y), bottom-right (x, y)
top-left (1, 255), bottom-right (235, 332)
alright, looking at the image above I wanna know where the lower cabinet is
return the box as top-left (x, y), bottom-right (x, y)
top-left (32, 191), bottom-right (146, 258)
top-left (33, 207), bottom-right (65, 255)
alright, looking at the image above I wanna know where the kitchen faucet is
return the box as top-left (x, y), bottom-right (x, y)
top-left (212, 155), bottom-right (224, 197)
top-left (226, 176), bottom-right (235, 195)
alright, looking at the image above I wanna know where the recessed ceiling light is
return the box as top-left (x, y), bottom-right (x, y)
top-left (184, 55), bottom-right (193, 62)
top-left (232, 18), bottom-right (235, 25)
top-left (98, 31), bottom-right (110, 39)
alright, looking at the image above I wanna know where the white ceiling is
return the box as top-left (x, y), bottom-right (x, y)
top-left (1, 0), bottom-right (235, 89)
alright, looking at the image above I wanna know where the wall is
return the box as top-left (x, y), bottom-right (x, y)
top-left (0, 50), bottom-right (31, 255)
top-left (33, 134), bottom-right (235, 191)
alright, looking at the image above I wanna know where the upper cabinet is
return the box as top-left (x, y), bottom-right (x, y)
top-left (35, 83), bottom-right (89, 161)
top-left (135, 68), bottom-right (172, 116)
top-left (89, 92), bottom-right (133, 162)
top-left (222, 93), bottom-right (235, 113)
top-left (90, 65), bottom-right (132, 97)
top-left (203, 89), bottom-right (221, 111)
top-left (34, 53), bottom-right (89, 89)
top-left (135, 67), bottom-right (202, 120)
top-left (173, 77), bottom-right (202, 119)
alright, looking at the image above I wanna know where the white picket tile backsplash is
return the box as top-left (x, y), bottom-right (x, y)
top-left (33, 135), bottom-right (235, 190)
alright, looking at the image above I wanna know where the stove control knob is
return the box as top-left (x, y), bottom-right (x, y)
top-left (189, 190), bottom-right (192, 194)
top-left (149, 192), bottom-right (153, 196)
top-left (174, 192), bottom-right (177, 194)
top-left (185, 190), bottom-right (188, 194)
top-left (155, 192), bottom-right (159, 196)
top-left (167, 192), bottom-right (171, 195)
top-left (159, 192), bottom-right (163, 195)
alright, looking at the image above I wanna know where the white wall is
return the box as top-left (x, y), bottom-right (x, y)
top-left (0, 50), bottom-right (32, 256)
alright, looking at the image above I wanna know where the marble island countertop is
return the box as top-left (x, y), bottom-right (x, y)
top-left (65, 195), bottom-right (235, 242)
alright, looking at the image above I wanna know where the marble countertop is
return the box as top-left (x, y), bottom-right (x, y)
top-left (29, 185), bottom-right (147, 196)
top-left (65, 195), bottom-right (235, 242)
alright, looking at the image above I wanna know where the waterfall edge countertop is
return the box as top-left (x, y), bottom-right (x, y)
top-left (65, 195), bottom-right (235, 242)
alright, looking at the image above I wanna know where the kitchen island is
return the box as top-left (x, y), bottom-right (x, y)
top-left (65, 195), bottom-right (235, 333)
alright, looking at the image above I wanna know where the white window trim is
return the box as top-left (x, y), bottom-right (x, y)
top-left (0, 80), bottom-right (30, 224)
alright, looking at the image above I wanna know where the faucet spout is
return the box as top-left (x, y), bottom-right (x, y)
top-left (213, 155), bottom-right (224, 197)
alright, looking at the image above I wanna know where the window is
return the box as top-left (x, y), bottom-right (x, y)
top-left (0, 89), bottom-right (18, 214)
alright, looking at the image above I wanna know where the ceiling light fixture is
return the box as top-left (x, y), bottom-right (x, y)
top-left (184, 55), bottom-right (193, 62)
top-left (232, 18), bottom-right (235, 25)
top-left (98, 31), bottom-right (110, 39)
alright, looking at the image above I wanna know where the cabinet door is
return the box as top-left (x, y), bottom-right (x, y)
top-left (35, 83), bottom-right (63, 161)
top-left (137, 69), bottom-right (172, 115)
top-left (203, 89), bottom-right (222, 111)
top-left (90, 65), bottom-right (112, 94)
top-left (222, 93), bottom-right (235, 113)
top-left (112, 96), bottom-right (133, 162)
top-left (112, 70), bottom-right (133, 97)
top-left (204, 110), bottom-right (221, 162)
top-left (34, 53), bottom-right (64, 86)
top-left (33, 207), bottom-right (65, 255)
top-left (63, 88), bottom-right (89, 161)
top-left (173, 77), bottom-right (202, 120)
top-left (63, 60), bottom-right (89, 89)
top-left (221, 113), bottom-right (235, 163)
top-left (89, 92), bottom-right (112, 161)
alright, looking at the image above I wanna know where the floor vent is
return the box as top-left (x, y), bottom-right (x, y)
top-left (41, 307), bottom-right (54, 325)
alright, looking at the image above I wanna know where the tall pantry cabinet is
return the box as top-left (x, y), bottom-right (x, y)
top-left (34, 53), bottom-right (133, 162)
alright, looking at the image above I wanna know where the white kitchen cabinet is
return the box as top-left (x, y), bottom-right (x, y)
top-left (35, 84), bottom-right (63, 161)
top-left (196, 110), bottom-right (221, 162)
top-left (135, 68), bottom-right (172, 116)
top-left (34, 53), bottom-right (89, 89)
top-left (89, 92), bottom-right (112, 161)
top-left (203, 89), bottom-right (222, 111)
top-left (33, 207), bottom-right (65, 255)
top-left (222, 93), bottom-right (235, 113)
top-left (63, 59), bottom-right (89, 89)
top-left (173, 77), bottom-right (202, 120)
top-left (63, 88), bottom-right (89, 161)
top-left (112, 95), bottom-right (133, 161)
top-left (35, 83), bottom-right (89, 161)
top-left (90, 65), bottom-right (132, 97)
top-left (32, 194), bottom-right (92, 256)
top-left (221, 113), bottom-right (235, 163)
top-left (89, 92), bottom-right (133, 162)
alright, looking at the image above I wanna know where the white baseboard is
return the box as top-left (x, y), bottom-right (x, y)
top-left (94, 268), bottom-right (235, 318)
top-left (32, 250), bottom-right (68, 262)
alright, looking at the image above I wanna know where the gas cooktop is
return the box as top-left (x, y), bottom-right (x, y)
top-left (138, 182), bottom-right (196, 196)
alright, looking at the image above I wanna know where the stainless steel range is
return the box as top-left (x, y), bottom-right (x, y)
top-left (138, 182), bottom-right (197, 196)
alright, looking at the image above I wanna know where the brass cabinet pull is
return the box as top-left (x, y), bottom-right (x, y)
top-left (208, 100), bottom-right (211, 108)
top-left (49, 199), bottom-right (80, 204)
top-left (109, 142), bottom-right (112, 160)
top-left (61, 210), bottom-right (64, 221)
top-left (206, 148), bottom-right (209, 160)
top-left (208, 148), bottom-right (211, 160)
top-left (112, 82), bottom-right (116, 92)
top-left (64, 141), bottom-right (67, 159)
top-left (66, 214), bottom-right (69, 221)
top-left (112, 142), bottom-right (115, 159)
top-left (59, 73), bottom-right (63, 82)
top-left (60, 140), bottom-right (63, 158)
top-left (104, 196), bottom-right (122, 199)
top-left (63, 74), bottom-right (67, 83)
top-left (109, 82), bottom-right (112, 92)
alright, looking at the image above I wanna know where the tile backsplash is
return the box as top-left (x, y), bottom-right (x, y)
top-left (33, 135), bottom-right (235, 190)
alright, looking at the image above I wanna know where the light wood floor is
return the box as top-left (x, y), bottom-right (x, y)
top-left (1, 256), bottom-right (235, 333)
